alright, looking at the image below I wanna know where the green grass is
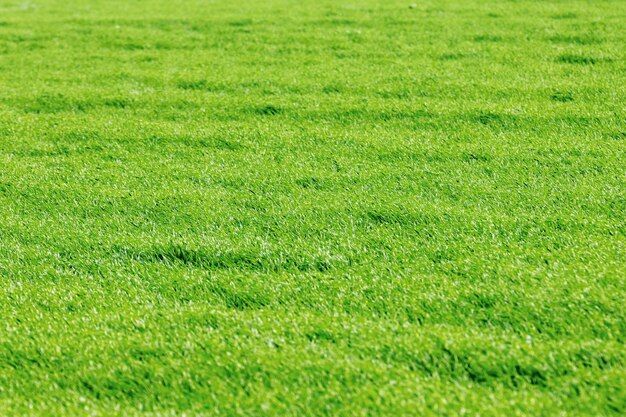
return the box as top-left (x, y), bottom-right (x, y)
top-left (1, 0), bottom-right (625, 415)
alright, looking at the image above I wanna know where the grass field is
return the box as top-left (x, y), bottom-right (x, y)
top-left (1, 0), bottom-right (625, 415)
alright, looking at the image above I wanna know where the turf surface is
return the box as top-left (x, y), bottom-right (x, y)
top-left (1, 0), bottom-right (625, 415)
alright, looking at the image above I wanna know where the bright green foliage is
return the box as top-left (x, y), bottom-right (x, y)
top-left (0, 0), bottom-right (625, 415)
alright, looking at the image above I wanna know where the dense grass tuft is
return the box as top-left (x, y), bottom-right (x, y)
top-left (556, 54), bottom-right (601, 65)
top-left (550, 91), bottom-right (575, 102)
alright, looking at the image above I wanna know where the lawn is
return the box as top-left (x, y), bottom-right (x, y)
top-left (0, 0), bottom-right (625, 415)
